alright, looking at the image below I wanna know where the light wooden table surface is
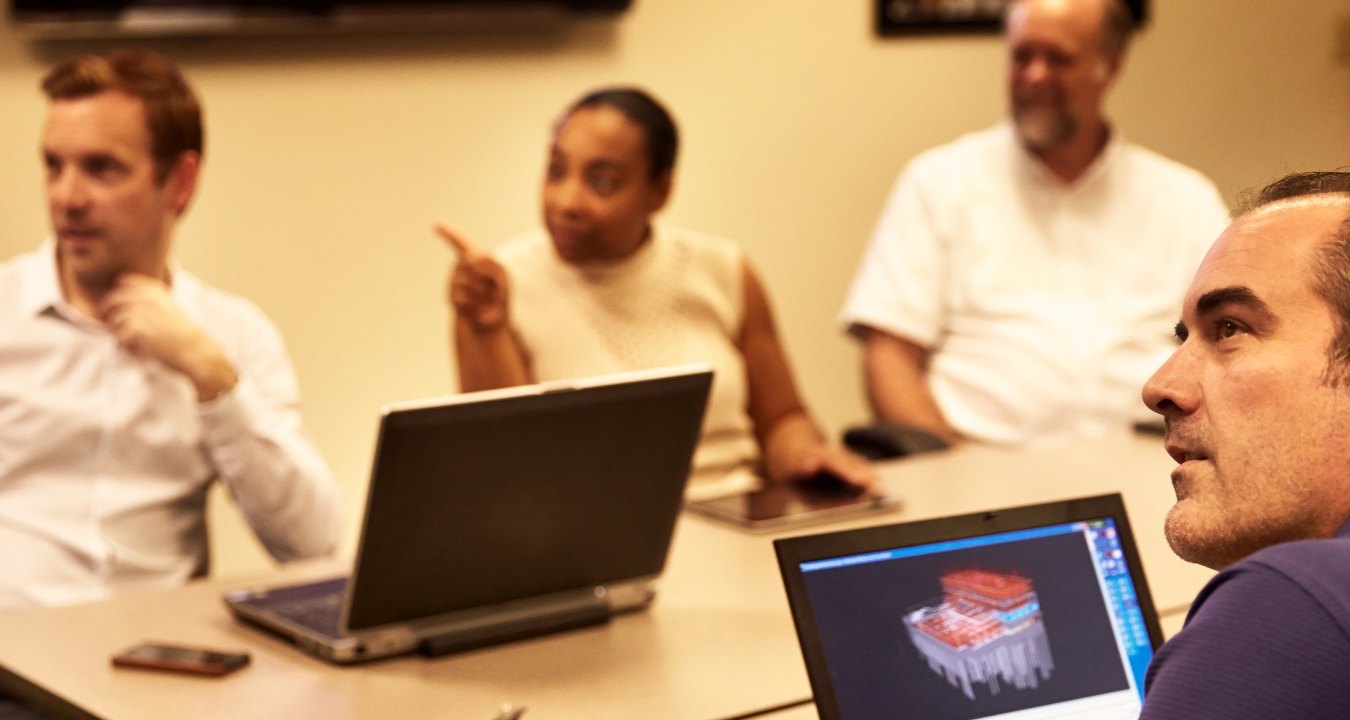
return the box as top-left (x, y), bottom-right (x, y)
top-left (0, 430), bottom-right (1207, 720)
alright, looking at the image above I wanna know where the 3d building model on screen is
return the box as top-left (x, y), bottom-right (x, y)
top-left (903, 569), bottom-right (1054, 701)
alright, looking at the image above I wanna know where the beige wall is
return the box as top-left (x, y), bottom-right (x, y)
top-left (2, 0), bottom-right (1347, 576)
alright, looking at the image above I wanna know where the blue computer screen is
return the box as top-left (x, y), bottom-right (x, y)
top-left (799, 518), bottom-right (1152, 720)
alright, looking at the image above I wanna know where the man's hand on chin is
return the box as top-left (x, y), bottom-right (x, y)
top-left (99, 273), bottom-right (239, 402)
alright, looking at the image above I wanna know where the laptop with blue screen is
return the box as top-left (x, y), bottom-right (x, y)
top-left (774, 493), bottom-right (1161, 720)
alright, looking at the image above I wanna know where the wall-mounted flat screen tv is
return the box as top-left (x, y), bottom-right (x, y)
top-left (10, 0), bottom-right (633, 37)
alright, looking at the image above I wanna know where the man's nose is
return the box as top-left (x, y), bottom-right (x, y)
top-left (49, 170), bottom-right (90, 213)
top-left (1021, 56), bottom-right (1053, 85)
top-left (1142, 347), bottom-right (1196, 417)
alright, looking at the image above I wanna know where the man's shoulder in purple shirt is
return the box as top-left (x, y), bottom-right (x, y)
top-left (1140, 519), bottom-right (1350, 719)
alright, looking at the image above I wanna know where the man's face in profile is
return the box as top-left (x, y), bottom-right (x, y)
top-left (42, 90), bottom-right (180, 293)
top-left (1006, 0), bottom-right (1114, 152)
top-left (1143, 198), bottom-right (1350, 570)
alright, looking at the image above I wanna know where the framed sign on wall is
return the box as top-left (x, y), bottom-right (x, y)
top-left (875, 0), bottom-right (1147, 37)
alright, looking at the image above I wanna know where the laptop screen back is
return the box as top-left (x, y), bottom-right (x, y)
top-left (775, 494), bottom-right (1161, 720)
top-left (345, 366), bottom-right (712, 631)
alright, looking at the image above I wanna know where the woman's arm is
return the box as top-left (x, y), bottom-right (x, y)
top-left (737, 261), bottom-right (875, 488)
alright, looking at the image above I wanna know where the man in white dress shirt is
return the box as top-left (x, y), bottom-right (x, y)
top-left (0, 48), bottom-right (341, 615)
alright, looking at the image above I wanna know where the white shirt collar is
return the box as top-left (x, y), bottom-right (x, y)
top-left (17, 240), bottom-right (74, 321)
top-left (18, 239), bottom-right (197, 323)
top-left (1006, 120), bottom-right (1124, 191)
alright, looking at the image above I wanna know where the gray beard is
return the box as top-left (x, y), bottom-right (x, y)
top-left (1013, 106), bottom-right (1077, 152)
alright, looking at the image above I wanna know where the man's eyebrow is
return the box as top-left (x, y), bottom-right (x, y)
top-left (1193, 286), bottom-right (1275, 321)
top-left (584, 159), bottom-right (625, 173)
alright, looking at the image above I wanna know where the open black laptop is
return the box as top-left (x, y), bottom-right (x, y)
top-left (225, 364), bottom-right (712, 663)
top-left (775, 493), bottom-right (1162, 720)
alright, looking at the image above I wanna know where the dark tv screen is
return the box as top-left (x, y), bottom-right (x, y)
top-left (10, 0), bottom-right (633, 36)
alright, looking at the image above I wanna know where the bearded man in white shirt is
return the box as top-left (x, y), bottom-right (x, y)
top-left (840, 0), bottom-right (1229, 447)
top-left (0, 48), bottom-right (341, 611)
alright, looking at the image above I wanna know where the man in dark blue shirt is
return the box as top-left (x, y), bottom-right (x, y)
top-left (1140, 171), bottom-right (1350, 719)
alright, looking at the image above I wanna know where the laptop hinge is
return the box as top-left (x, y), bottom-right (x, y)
top-left (416, 598), bottom-right (611, 657)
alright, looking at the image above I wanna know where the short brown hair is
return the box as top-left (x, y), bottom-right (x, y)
top-left (41, 48), bottom-right (202, 183)
top-left (1241, 171), bottom-right (1350, 384)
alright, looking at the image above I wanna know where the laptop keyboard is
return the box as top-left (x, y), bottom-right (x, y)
top-left (272, 592), bottom-right (345, 636)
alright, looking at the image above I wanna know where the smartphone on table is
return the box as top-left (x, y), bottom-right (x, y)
top-left (111, 641), bottom-right (251, 677)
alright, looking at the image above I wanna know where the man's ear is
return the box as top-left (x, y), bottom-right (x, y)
top-left (648, 170), bottom-right (674, 213)
top-left (164, 151), bottom-right (202, 217)
top-left (1097, 51), bottom-right (1123, 84)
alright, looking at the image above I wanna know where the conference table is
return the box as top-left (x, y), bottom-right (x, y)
top-left (0, 429), bottom-right (1210, 720)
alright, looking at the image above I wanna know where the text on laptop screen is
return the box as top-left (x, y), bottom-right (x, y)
top-left (797, 518), bottom-right (1152, 720)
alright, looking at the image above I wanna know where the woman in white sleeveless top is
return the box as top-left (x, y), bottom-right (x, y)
top-left (437, 88), bottom-right (873, 500)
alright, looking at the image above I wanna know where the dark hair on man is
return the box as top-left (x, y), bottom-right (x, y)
top-left (1098, 0), bottom-right (1134, 57)
top-left (1242, 171), bottom-right (1350, 383)
top-left (41, 48), bottom-right (203, 184)
top-left (565, 87), bottom-right (678, 180)
top-left (1242, 171), bottom-right (1350, 209)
